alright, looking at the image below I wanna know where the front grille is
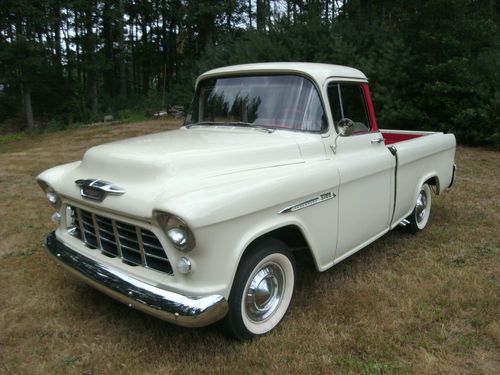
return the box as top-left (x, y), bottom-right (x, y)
top-left (68, 206), bottom-right (173, 275)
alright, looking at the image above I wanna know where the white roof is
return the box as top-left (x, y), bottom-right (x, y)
top-left (196, 62), bottom-right (368, 87)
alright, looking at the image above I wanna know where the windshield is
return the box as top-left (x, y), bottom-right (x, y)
top-left (187, 75), bottom-right (326, 132)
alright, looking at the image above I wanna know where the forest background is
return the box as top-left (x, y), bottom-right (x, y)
top-left (0, 0), bottom-right (498, 148)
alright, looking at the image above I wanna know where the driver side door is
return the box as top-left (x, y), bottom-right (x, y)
top-left (325, 82), bottom-right (394, 261)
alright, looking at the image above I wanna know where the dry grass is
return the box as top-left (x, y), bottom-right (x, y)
top-left (0, 122), bottom-right (499, 375)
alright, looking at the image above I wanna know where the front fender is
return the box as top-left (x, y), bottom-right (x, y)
top-left (186, 177), bottom-right (340, 299)
top-left (153, 159), bottom-right (338, 228)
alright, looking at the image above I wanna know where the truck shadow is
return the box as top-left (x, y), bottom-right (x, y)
top-left (70, 225), bottom-right (416, 348)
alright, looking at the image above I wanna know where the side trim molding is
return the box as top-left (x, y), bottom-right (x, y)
top-left (279, 192), bottom-right (336, 214)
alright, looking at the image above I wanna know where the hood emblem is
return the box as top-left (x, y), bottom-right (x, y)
top-left (75, 179), bottom-right (125, 202)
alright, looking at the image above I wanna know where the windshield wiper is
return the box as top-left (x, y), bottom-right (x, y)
top-left (227, 121), bottom-right (275, 133)
top-left (185, 121), bottom-right (274, 133)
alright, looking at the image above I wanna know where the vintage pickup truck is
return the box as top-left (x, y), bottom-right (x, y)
top-left (39, 63), bottom-right (456, 340)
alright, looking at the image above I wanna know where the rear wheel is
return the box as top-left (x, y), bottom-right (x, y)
top-left (220, 239), bottom-right (295, 340)
top-left (407, 183), bottom-right (432, 234)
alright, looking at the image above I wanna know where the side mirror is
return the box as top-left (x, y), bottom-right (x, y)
top-left (337, 118), bottom-right (355, 137)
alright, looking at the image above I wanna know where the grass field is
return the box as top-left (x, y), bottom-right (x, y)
top-left (0, 121), bottom-right (498, 374)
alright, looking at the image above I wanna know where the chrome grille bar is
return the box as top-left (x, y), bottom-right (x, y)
top-left (69, 206), bottom-right (173, 275)
top-left (111, 220), bottom-right (123, 258)
top-left (136, 227), bottom-right (147, 266)
top-left (91, 213), bottom-right (104, 250)
top-left (75, 208), bottom-right (86, 243)
top-left (143, 243), bottom-right (163, 251)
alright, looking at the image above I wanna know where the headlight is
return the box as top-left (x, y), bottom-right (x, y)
top-left (47, 191), bottom-right (58, 205)
top-left (37, 180), bottom-right (62, 209)
top-left (154, 211), bottom-right (195, 252)
top-left (167, 227), bottom-right (188, 248)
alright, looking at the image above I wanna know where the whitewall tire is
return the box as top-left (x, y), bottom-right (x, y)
top-left (221, 239), bottom-right (295, 340)
top-left (407, 183), bottom-right (432, 234)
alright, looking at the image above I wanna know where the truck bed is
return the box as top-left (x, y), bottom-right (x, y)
top-left (380, 129), bottom-right (438, 145)
top-left (380, 129), bottom-right (456, 229)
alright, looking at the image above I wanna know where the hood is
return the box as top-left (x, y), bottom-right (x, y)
top-left (38, 127), bottom-right (328, 220)
top-left (77, 127), bottom-right (304, 184)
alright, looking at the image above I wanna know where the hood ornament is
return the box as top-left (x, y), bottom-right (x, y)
top-left (75, 179), bottom-right (125, 202)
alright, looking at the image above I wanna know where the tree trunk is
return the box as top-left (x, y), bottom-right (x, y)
top-left (168, 1), bottom-right (181, 84)
top-left (248, 0), bottom-right (252, 28)
top-left (118, 0), bottom-right (127, 97)
top-left (256, 0), bottom-right (265, 31)
top-left (75, 12), bottom-right (82, 84)
top-left (102, 0), bottom-right (114, 96)
top-left (197, 2), bottom-right (215, 52)
top-left (52, 0), bottom-right (62, 75)
top-left (22, 83), bottom-right (35, 130)
top-left (84, 6), bottom-right (98, 113)
top-left (161, 0), bottom-right (168, 76)
top-left (141, 19), bottom-right (149, 94)
top-left (132, 20), bottom-right (138, 93)
top-left (63, 13), bottom-right (73, 81)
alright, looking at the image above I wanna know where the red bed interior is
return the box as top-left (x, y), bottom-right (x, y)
top-left (381, 131), bottom-right (423, 145)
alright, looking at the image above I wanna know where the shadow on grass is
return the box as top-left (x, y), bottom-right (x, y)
top-left (65, 224), bottom-right (417, 347)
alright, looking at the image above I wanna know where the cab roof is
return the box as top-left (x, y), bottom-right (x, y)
top-left (196, 62), bottom-right (368, 87)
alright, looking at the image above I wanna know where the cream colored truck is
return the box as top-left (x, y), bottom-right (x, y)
top-left (38, 63), bottom-right (456, 340)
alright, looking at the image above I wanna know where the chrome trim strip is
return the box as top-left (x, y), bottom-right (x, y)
top-left (279, 191), bottom-right (336, 214)
top-left (44, 232), bottom-right (228, 328)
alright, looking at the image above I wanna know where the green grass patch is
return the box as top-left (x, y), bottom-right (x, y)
top-left (0, 133), bottom-right (25, 143)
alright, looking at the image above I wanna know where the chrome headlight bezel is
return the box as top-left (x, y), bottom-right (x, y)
top-left (154, 211), bottom-right (196, 252)
top-left (37, 179), bottom-right (62, 209)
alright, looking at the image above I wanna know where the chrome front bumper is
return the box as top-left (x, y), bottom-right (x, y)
top-left (44, 232), bottom-right (228, 327)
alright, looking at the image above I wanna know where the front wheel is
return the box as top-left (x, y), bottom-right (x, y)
top-left (407, 183), bottom-right (432, 234)
top-left (220, 239), bottom-right (295, 340)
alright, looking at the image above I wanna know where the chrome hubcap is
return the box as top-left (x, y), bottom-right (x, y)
top-left (416, 190), bottom-right (427, 223)
top-left (245, 263), bottom-right (284, 322)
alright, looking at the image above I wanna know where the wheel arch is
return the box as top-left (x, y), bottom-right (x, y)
top-left (414, 173), bottom-right (440, 201)
top-left (425, 175), bottom-right (441, 195)
top-left (230, 223), bottom-right (318, 289)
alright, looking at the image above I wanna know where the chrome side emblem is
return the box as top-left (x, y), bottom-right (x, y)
top-left (75, 179), bottom-right (125, 202)
top-left (279, 192), bottom-right (336, 214)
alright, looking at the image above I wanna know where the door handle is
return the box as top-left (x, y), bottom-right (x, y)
top-left (371, 138), bottom-right (384, 144)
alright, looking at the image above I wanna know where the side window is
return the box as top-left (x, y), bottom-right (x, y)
top-left (327, 83), bottom-right (371, 134)
top-left (327, 84), bottom-right (342, 125)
